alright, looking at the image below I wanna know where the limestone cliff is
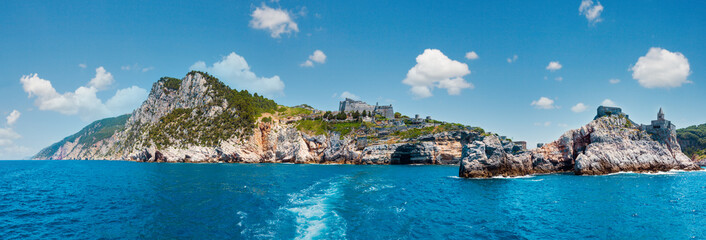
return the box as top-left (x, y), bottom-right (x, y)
top-left (33, 72), bottom-right (488, 164)
top-left (460, 114), bottom-right (700, 178)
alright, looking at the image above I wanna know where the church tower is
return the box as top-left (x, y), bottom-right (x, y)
top-left (658, 107), bottom-right (665, 120)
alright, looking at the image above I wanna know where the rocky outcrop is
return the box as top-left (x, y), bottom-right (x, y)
top-left (460, 115), bottom-right (700, 178)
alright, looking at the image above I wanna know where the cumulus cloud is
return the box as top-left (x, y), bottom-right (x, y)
top-left (507, 55), bottom-right (518, 63)
top-left (531, 97), bottom-right (556, 109)
top-left (571, 103), bottom-right (587, 113)
top-left (6, 110), bottom-right (20, 126)
top-left (191, 52), bottom-right (285, 96)
top-left (339, 91), bottom-right (360, 100)
top-left (546, 61), bottom-right (562, 71)
top-left (88, 67), bottom-right (114, 90)
top-left (0, 128), bottom-right (20, 146)
top-left (465, 51), bottom-right (479, 60)
top-left (601, 99), bottom-right (617, 107)
top-left (105, 86), bottom-right (149, 115)
top-left (301, 50), bottom-right (326, 67)
top-left (609, 78), bottom-right (620, 84)
top-left (402, 49), bottom-right (473, 98)
top-left (78, 63), bottom-right (87, 69)
top-left (579, 0), bottom-right (604, 24)
top-left (300, 60), bottom-right (314, 67)
top-left (310, 50), bottom-right (326, 64)
top-left (249, 4), bottom-right (299, 38)
top-left (20, 68), bottom-right (148, 121)
top-left (631, 47), bottom-right (691, 89)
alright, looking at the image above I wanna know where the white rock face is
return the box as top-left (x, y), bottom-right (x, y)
top-left (460, 115), bottom-right (699, 178)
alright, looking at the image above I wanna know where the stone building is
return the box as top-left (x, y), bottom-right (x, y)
top-left (339, 98), bottom-right (394, 119)
top-left (594, 106), bottom-right (629, 120)
top-left (641, 108), bottom-right (676, 135)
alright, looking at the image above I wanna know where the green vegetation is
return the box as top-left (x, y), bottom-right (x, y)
top-left (677, 123), bottom-right (706, 158)
top-left (295, 120), bottom-right (375, 138)
top-left (34, 114), bottom-right (130, 159)
top-left (296, 120), bottom-right (330, 136)
top-left (278, 106), bottom-right (313, 117)
top-left (147, 71), bottom-right (280, 148)
top-left (148, 107), bottom-right (256, 148)
top-left (261, 117), bottom-right (273, 123)
top-left (391, 123), bottom-right (472, 139)
top-left (160, 77), bottom-right (182, 91)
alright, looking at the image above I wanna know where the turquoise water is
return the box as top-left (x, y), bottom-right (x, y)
top-left (1, 161), bottom-right (705, 239)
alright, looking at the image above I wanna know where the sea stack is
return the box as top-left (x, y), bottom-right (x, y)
top-left (459, 106), bottom-right (700, 178)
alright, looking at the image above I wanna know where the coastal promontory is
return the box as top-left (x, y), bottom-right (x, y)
top-left (459, 107), bottom-right (700, 178)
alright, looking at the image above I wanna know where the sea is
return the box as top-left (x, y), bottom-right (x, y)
top-left (1, 160), bottom-right (705, 239)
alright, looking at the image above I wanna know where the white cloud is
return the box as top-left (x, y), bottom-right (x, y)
top-left (121, 65), bottom-right (132, 71)
top-left (557, 123), bottom-right (569, 128)
top-left (465, 51), bottom-right (479, 60)
top-left (339, 91), bottom-right (360, 101)
top-left (402, 49), bottom-right (473, 98)
top-left (609, 78), bottom-right (620, 84)
top-left (579, 0), bottom-right (604, 24)
top-left (310, 50), bottom-right (326, 64)
top-left (142, 67), bottom-right (154, 72)
top-left (301, 50), bottom-right (326, 67)
top-left (249, 4), bottom-right (299, 38)
top-left (507, 55), bottom-right (518, 63)
top-left (300, 60), bottom-right (314, 67)
top-left (6, 110), bottom-right (20, 126)
top-left (601, 99), bottom-right (617, 107)
top-left (190, 52), bottom-right (285, 96)
top-left (631, 47), bottom-right (691, 89)
top-left (531, 97), bottom-right (556, 109)
top-left (105, 86), bottom-right (149, 115)
top-left (88, 67), bottom-right (114, 90)
top-left (20, 68), bottom-right (148, 121)
top-left (0, 128), bottom-right (20, 146)
top-left (555, 76), bottom-right (563, 81)
top-left (534, 121), bottom-right (552, 127)
top-left (78, 63), bottom-right (87, 69)
top-left (546, 61), bottom-right (562, 71)
top-left (571, 103), bottom-right (588, 113)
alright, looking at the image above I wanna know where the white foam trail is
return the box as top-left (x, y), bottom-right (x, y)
top-left (285, 178), bottom-right (348, 240)
top-left (363, 184), bottom-right (394, 193)
top-left (491, 175), bottom-right (535, 179)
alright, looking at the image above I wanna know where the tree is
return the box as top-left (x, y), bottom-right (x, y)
top-left (362, 110), bottom-right (367, 117)
top-left (394, 112), bottom-right (402, 119)
top-left (352, 111), bottom-right (361, 119)
top-left (336, 112), bottom-right (347, 120)
top-left (323, 111), bottom-right (332, 119)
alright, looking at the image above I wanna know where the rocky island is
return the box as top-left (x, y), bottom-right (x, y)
top-left (33, 71), bottom-right (701, 178)
top-left (460, 106), bottom-right (700, 178)
top-left (33, 71), bottom-right (500, 164)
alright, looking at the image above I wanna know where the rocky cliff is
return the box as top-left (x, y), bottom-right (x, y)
top-left (33, 72), bottom-right (489, 164)
top-left (460, 114), bottom-right (700, 178)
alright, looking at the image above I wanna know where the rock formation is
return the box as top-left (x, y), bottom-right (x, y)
top-left (460, 108), bottom-right (700, 178)
top-left (33, 72), bottom-right (486, 165)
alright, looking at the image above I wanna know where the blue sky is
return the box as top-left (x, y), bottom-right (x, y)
top-left (0, 0), bottom-right (704, 159)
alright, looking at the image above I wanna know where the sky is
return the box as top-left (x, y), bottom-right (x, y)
top-left (0, 0), bottom-right (704, 159)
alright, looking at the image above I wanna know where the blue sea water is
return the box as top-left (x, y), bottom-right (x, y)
top-left (1, 161), bottom-right (705, 239)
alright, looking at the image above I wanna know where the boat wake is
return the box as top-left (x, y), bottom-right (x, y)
top-left (284, 177), bottom-right (348, 240)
